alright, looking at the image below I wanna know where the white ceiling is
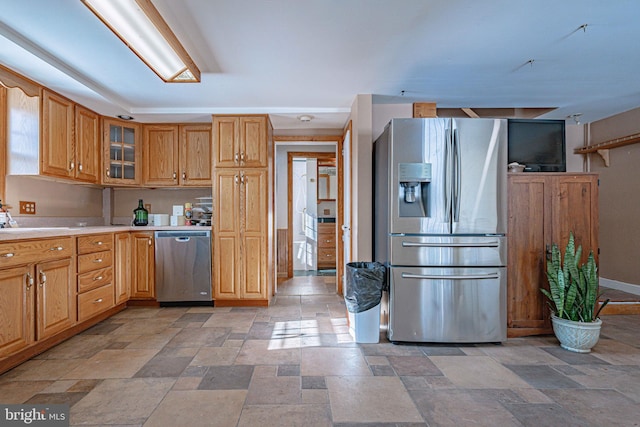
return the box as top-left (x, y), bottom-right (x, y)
top-left (1, 0), bottom-right (640, 130)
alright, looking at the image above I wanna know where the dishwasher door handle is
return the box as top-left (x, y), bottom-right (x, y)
top-left (175, 237), bottom-right (191, 242)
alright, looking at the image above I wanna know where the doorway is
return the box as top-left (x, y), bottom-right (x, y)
top-left (287, 152), bottom-right (337, 277)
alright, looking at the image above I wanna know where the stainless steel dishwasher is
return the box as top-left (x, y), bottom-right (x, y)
top-left (154, 230), bottom-right (212, 304)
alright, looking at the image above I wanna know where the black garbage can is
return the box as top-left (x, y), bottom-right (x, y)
top-left (345, 262), bottom-right (386, 343)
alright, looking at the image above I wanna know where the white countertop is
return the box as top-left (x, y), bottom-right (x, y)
top-left (0, 225), bottom-right (212, 241)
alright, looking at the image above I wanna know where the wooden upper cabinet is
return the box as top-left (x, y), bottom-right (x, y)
top-left (74, 106), bottom-right (100, 183)
top-left (143, 124), bottom-right (179, 186)
top-left (102, 118), bottom-right (141, 185)
top-left (213, 115), bottom-right (268, 168)
top-left (180, 124), bottom-right (212, 186)
top-left (41, 89), bottom-right (74, 179)
top-left (142, 123), bottom-right (211, 187)
top-left (240, 116), bottom-right (268, 168)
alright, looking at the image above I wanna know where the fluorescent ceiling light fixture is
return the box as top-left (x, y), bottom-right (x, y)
top-left (82, 0), bottom-right (200, 83)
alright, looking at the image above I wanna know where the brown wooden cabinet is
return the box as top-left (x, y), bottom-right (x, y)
top-left (76, 234), bottom-right (115, 322)
top-left (212, 115), bottom-right (268, 168)
top-left (130, 232), bottom-right (155, 300)
top-left (507, 173), bottom-right (599, 337)
top-left (0, 265), bottom-right (34, 358)
top-left (317, 223), bottom-right (336, 269)
top-left (142, 124), bottom-right (212, 186)
top-left (143, 124), bottom-right (179, 186)
top-left (35, 257), bottom-right (76, 340)
top-left (102, 118), bottom-right (141, 185)
top-left (180, 124), bottom-right (212, 186)
top-left (74, 106), bottom-right (101, 183)
top-left (114, 232), bottom-right (131, 305)
top-left (213, 169), bottom-right (269, 300)
top-left (41, 89), bottom-right (74, 179)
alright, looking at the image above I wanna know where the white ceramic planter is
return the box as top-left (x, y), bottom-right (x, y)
top-left (551, 315), bottom-right (602, 353)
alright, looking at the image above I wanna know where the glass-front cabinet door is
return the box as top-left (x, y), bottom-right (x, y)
top-left (102, 118), bottom-right (140, 185)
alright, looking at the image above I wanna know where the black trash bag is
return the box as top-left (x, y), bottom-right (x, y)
top-left (344, 262), bottom-right (386, 313)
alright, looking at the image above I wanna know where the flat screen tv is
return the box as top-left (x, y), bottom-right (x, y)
top-left (507, 119), bottom-right (566, 172)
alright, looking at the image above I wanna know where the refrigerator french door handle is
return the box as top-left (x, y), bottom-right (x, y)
top-left (444, 127), bottom-right (452, 222)
top-left (401, 272), bottom-right (500, 280)
top-left (453, 128), bottom-right (461, 222)
top-left (401, 241), bottom-right (500, 248)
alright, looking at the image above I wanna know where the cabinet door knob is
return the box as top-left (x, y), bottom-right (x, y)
top-left (240, 152), bottom-right (245, 162)
top-left (69, 161), bottom-right (75, 171)
top-left (78, 163), bottom-right (83, 172)
top-left (50, 246), bottom-right (64, 251)
top-left (95, 241), bottom-right (103, 246)
top-left (106, 169), bottom-right (111, 178)
top-left (234, 153), bottom-right (239, 163)
top-left (39, 271), bottom-right (47, 286)
top-left (93, 258), bottom-right (103, 263)
top-left (235, 175), bottom-right (239, 184)
top-left (148, 238), bottom-right (152, 246)
top-left (173, 171), bottom-right (177, 180)
top-left (93, 298), bottom-right (103, 304)
top-left (182, 171), bottom-right (187, 180)
top-left (1, 252), bottom-right (14, 258)
top-left (94, 276), bottom-right (103, 281)
top-left (26, 273), bottom-right (34, 289)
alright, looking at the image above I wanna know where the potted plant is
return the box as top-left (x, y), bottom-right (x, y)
top-left (540, 232), bottom-right (610, 353)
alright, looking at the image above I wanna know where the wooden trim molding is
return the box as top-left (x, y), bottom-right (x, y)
top-left (274, 135), bottom-right (341, 142)
top-left (0, 64), bottom-right (41, 97)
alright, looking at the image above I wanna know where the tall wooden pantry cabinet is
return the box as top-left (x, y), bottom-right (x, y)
top-left (212, 115), bottom-right (273, 305)
top-left (507, 173), bottom-right (599, 337)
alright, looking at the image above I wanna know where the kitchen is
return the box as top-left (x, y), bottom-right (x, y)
top-left (2, 1), bottom-right (640, 425)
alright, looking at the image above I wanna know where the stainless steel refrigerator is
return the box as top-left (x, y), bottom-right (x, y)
top-left (374, 118), bottom-right (507, 343)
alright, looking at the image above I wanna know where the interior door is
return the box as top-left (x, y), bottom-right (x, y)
top-left (305, 158), bottom-right (318, 270)
top-left (341, 127), bottom-right (352, 296)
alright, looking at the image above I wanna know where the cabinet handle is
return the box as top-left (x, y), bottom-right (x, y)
top-left (234, 153), bottom-right (239, 163)
top-left (240, 172), bottom-right (245, 184)
top-left (50, 246), bottom-right (64, 251)
top-left (1, 252), bottom-right (14, 258)
top-left (69, 161), bottom-right (75, 171)
top-left (240, 152), bottom-right (245, 162)
top-left (39, 271), bottom-right (47, 287)
top-left (173, 171), bottom-right (177, 180)
top-left (93, 298), bottom-right (103, 304)
top-left (93, 258), bottom-right (103, 263)
top-left (78, 163), bottom-right (83, 172)
top-left (26, 273), bottom-right (34, 289)
top-left (235, 175), bottom-right (239, 184)
top-left (182, 171), bottom-right (186, 180)
top-left (95, 241), bottom-right (103, 246)
top-left (94, 276), bottom-right (103, 281)
top-left (325, 240), bottom-right (331, 243)
top-left (106, 169), bottom-right (111, 178)
top-left (148, 238), bottom-right (152, 246)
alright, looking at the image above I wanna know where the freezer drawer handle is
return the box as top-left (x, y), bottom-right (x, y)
top-left (401, 241), bottom-right (499, 248)
top-left (401, 272), bottom-right (499, 280)
top-left (175, 237), bottom-right (191, 242)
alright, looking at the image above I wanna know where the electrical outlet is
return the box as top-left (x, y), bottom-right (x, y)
top-left (19, 201), bottom-right (37, 215)
top-left (145, 204), bottom-right (151, 213)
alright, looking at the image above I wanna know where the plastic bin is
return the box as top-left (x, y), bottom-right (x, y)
top-left (345, 262), bottom-right (386, 343)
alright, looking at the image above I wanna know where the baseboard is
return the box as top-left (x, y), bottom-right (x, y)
top-left (600, 277), bottom-right (640, 296)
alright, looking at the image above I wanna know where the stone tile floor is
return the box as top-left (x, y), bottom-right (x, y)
top-left (1, 275), bottom-right (640, 426)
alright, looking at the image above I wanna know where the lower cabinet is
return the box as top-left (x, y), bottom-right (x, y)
top-left (0, 265), bottom-right (34, 358)
top-left (114, 232), bottom-right (131, 304)
top-left (131, 232), bottom-right (155, 299)
top-left (0, 237), bottom-right (75, 358)
top-left (507, 173), bottom-right (599, 337)
top-left (36, 257), bottom-right (76, 340)
top-left (317, 223), bottom-right (336, 269)
top-left (76, 234), bottom-right (115, 322)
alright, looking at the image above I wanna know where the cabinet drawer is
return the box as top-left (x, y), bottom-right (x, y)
top-left (317, 234), bottom-right (336, 248)
top-left (78, 250), bottom-right (113, 274)
top-left (317, 223), bottom-right (336, 234)
top-left (78, 283), bottom-right (115, 322)
top-left (77, 234), bottom-right (113, 254)
top-left (78, 266), bottom-right (113, 293)
top-left (318, 247), bottom-right (336, 263)
top-left (0, 237), bottom-right (74, 268)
